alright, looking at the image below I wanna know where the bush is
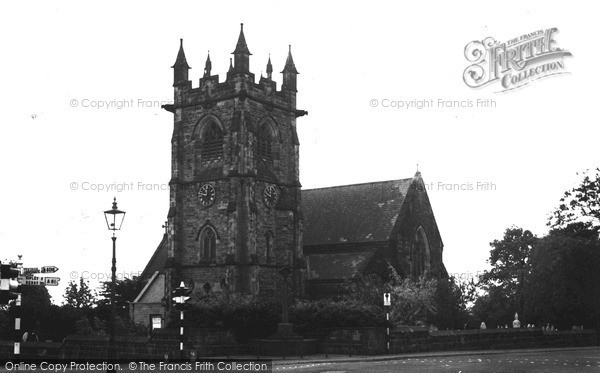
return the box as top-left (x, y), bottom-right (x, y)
top-left (291, 299), bottom-right (384, 337)
top-left (176, 294), bottom-right (280, 341)
top-left (175, 294), bottom-right (386, 341)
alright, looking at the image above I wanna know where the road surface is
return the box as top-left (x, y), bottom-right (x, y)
top-left (274, 348), bottom-right (600, 372)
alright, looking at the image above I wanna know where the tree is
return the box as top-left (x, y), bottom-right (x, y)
top-left (524, 222), bottom-right (600, 331)
top-left (63, 278), bottom-right (96, 309)
top-left (549, 168), bottom-right (600, 229)
top-left (21, 284), bottom-right (52, 309)
top-left (7, 285), bottom-right (53, 336)
top-left (346, 266), bottom-right (439, 327)
top-left (97, 276), bottom-right (145, 318)
top-left (455, 275), bottom-right (478, 310)
top-left (431, 274), bottom-right (471, 330)
top-left (478, 226), bottom-right (538, 319)
top-left (390, 275), bottom-right (438, 326)
top-left (471, 285), bottom-right (515, 328)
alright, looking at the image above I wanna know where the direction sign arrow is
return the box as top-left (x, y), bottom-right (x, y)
top-left (41, 266), bottom-right (59, 274)
top-left (23, 277), bottom-right (43, 286)
top-left (22, 267), bottom-right (40, 275)
top-left (20, 275), bottom-right (60, 286)
top-left (42, 277), bottom-right (60, 286)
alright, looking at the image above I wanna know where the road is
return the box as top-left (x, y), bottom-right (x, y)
top-left (0, 348), bottom-right (597, 372)
top-left (274, 348), bottom-right (600, 372)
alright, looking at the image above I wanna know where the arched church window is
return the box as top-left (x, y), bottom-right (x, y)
top-left (255, 124), bottom-right (272, 163)
top-left (201, 122), bottom-right (224, 161)
top-left (411, 227), bottom-right (431, 277)
top-left (265, 232), bottom-right (274, 261)
top-left (199, 226), bottom-right (217, 260)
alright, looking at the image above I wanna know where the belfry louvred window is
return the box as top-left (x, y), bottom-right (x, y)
top-left (256, 125), bottom-right (272, 163)
top-left (201, 122), bottom-right (223, 161)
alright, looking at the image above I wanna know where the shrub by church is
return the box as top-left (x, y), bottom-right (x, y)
top-left (130, 25), bottom-right (447, 328)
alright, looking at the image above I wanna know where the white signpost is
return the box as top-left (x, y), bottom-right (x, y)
top-left (4, 257), bottom-right (61, 358)
top-left (383, 293), bottom-right (392, 352)
top-left (19, 266), bottom-right (59, 286)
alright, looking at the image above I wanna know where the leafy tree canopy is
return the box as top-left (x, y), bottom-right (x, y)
top-left (97, 276), bottom-right (145, 317)
top-left (63, 278), bottom-right (96, 309)
top-left (524, 222), bottom-right (600, 330)
top-left (475, 227), bottom-right (538, 323)
top-left (550, 168), bottom-right (600, 230)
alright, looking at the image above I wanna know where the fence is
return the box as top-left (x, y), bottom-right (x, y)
top-left (0, 327), bottom-right (597, 359)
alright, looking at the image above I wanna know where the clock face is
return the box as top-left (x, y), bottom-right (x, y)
top-left (263, 185), bottom-right (279, 208)
top-left (198, 184), bottom-right (216, 206)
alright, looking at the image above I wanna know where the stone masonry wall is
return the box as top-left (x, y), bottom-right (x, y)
top-left (166, 57), bottom-right (304, 304)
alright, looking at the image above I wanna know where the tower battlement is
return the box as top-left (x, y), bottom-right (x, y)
top-left (166, 24), bottom-right (304, 115)
top-left (167, 76), bottom-right (303, 116)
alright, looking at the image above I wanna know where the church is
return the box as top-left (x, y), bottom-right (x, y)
top-left (129, 25), bottom-right (447, 329)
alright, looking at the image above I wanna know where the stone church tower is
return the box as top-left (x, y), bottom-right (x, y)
top-left (161, 25), bottom-right (307, 302)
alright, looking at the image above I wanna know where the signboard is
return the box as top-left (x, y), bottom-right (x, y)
top-left (22, 266), bottom-right (59, 275)
top-left (43, 277), bottom-right (60, 286)
top-left (23, 267), bottom-right (40, 275)
top-left (23, 276), bottom-right (43, 286)
top-left (41, 266), bottom-right (59, 274)
top-left (22, 276), bottom-right (60, 286)
top-left (383, 293), bottom-right (391, 307)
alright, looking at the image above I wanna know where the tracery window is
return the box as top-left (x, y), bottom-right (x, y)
top-left (411, 227), bottom-right (431, 277)
top-left (255, 124), bottom-right (272, 163)
top-left (199, 226), bottom-right (217, 260)
top-left (201, 122), bottom-right (223, 161)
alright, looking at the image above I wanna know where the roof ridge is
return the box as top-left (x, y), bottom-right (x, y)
top-left (302, 178), bottom-right (413, 192)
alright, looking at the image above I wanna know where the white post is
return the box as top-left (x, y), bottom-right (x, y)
top-left (386, 312), bottom-right (390, 351)
top-left (383, 293), bottom-right (391, 353)
top-left (180, 310), bottom-right (184, 359)
top-left (14, 294), bottom-right (21, 356)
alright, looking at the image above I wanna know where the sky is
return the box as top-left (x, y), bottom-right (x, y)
top-left (1, 1), bottom-right (598, 302)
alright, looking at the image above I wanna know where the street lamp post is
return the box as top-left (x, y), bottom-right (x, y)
top-left (103, 197), bottom-right (125, 365)
top-left (172, 281), bottom-right (190, 360)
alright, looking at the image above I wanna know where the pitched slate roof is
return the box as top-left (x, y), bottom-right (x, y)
top-left (133, 271), bottom-right (165, 303)
top-left (307, 251), bottom-right (375, 279)
top-left (139, 234), bottom-right (168, 282)
top-left (301, 178), bottom-right (413, 246)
